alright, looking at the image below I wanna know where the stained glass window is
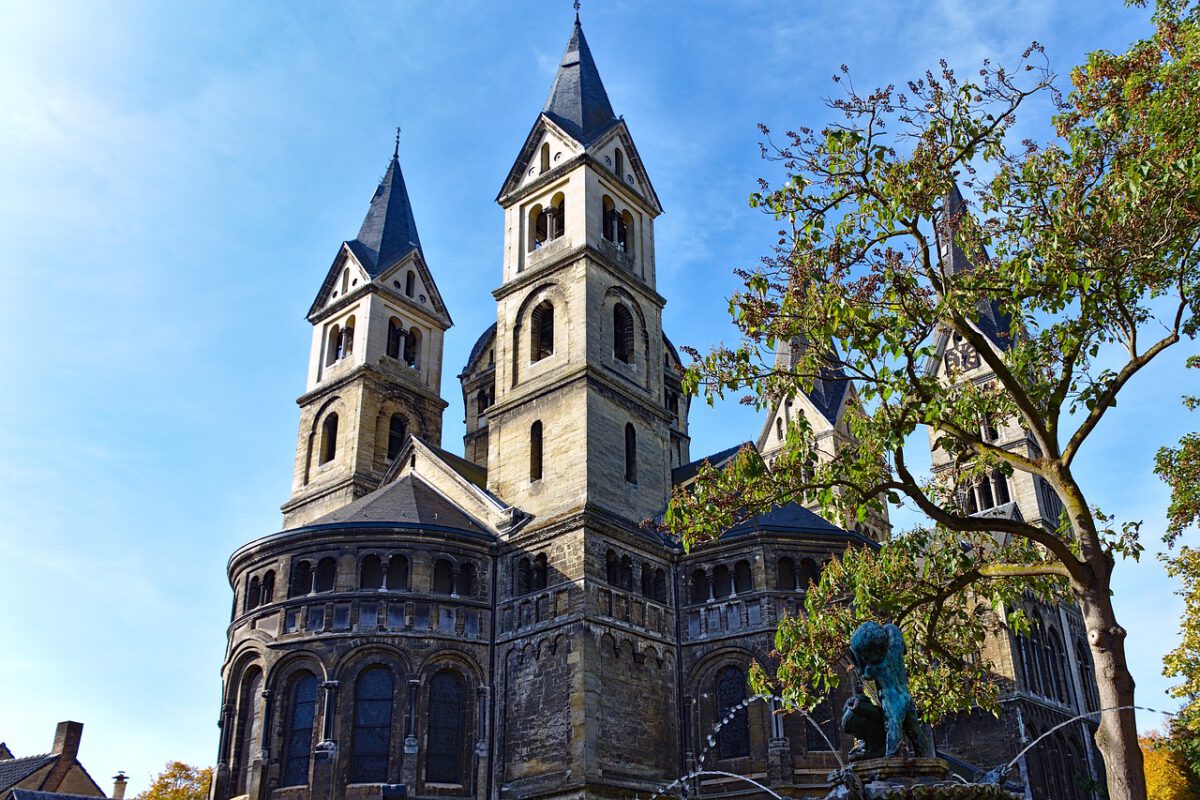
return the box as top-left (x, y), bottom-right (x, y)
top-left (716, 666), bottom-right (749, 759)
top-left (281, 673), bottom-right (318, 786)
top-left (426, 671), bottom-right (466, 783)
top-left (350, 667), bottom-right (393, 783)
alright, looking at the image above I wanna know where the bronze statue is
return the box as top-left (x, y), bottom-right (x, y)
top-left (843, 621), bottom-right (934, 760)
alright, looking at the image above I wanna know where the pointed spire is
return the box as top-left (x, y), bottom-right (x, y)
top-left (936, 179), bottom-right (1014, 349)
top-left (542, 17), bottom-right (618, 146)
top-left (351, 143), bottom-right (423, 275)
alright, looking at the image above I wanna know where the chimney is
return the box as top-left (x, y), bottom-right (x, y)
top-left (112, 772), bottom-right (128, 800)
top-left (51, 721), bottom-right (83, 761)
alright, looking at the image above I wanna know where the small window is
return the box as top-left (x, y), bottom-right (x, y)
top-left (614, 148), bottom-right (624, 179)
top-left (653, 568), bottom-right (667, 604)
top-left (640, 564), bottom-right (653, 597)
top-left (531, 301), bottom-right (554, 361)
top-left (404, 327), bottom-right (421, 368)
top-left (261, 571), bottom-right (275, 604)
top-left (245, 576), bottom-right (261, 612)
top-left (386, 317), bottom-right (404, 359)
top-left (613, 304), bottom-right (634, 364)
top-left (532, 554), bottom-right (548, 591)
top-left (405, 270), bottom-right (415, 298)
top-left (712, 565), bottom-right (731, 599)
top-left (691, 569), bottom-right (709, 604)
top-left (341, 268), bottom-right (350, 294)
top-left (387, 414), bottom-right (407, 461)
top-left (777, 557), bottom-right (796, 590)
top-left (325, 324), bottom-right (341, 367)
top-left (530, 421), bottom-right (543, 481)
top-left (456, 562), bottom-right (477, 597)
top-left (319, 414), bottom-right (338, 465)
top-left (624, 423), bottom-right (637, 483)
top-left (515, 558), bottom-right (531, 595)
top-left (776, 417), bottom-right (784, 440)
top-left (602, 196), bottom-right (617, 243)
top-left (734, 560), bottom-right (752, 594)
top-left (619, 210), bottom-right (633, 253)
top-left (528, 204), bottom-right (548, 251)
top-left (606, 550), bottom-right (619, 586)
top-left (549, 192), bottom-right (566, 240)
top-left (341, 316), bottom-right (355, 357)
top-left (385, 555), bottom-right (408, 591)
top-left (540, 143), bottom-right (551, 173)
top-left (619, 555), bottom-right (634, 591)
top-left (289, 561), bottom-right (313, 598)
top-left (433, 559), bottom-right (454, 595)
top-left (360, 555), bottom-right (383, 589)
top-left (315, 557), bottom-right (336, 593)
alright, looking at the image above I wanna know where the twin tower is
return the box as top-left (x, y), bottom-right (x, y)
top-left (281, 19), bottom-right (688, 533)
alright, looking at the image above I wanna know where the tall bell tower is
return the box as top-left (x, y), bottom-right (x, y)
top-left (281, 143), bottom-right (452, 528)
top-left (486, 16), bottom-right (674, 526)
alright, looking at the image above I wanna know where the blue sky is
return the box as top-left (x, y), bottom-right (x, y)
top-left (0, 0), bottom-right (1188, 791)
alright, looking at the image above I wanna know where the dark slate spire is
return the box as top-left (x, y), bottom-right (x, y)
top-left (937, 181), bottom-right (1014, 349)
top-left (542, 18), bottom-right (618, 146)
top-left (350, 150), bottom-right (422, 276)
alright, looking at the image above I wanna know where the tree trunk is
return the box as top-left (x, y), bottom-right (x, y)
top-left (1078, 585), bottom-right (1146, 800)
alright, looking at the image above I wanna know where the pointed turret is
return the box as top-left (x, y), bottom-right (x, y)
top-left (349, 153), bottom-right (423, 276)
top-left (936, 181), bottom-right (1013, 349)
top-left (542, 19), bottom-right (618, 146)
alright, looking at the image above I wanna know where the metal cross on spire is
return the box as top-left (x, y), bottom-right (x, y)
top-left (393, 126), bottom-right (401, 159)
top-left (574, 0), bottom-right (580, 22)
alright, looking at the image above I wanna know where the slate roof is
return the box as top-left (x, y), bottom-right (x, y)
top-left (463, 323), bottom-right (497, 375)
top-left (542, 19), bottom-right (619, 146)
top-left (348, 153), bottom-right (423, 277)
top-left (724, 502), bottom-right (870, 543)
top-left (671, 443), bottom-right (748, 487)
top-left (10, 791), bottom-right (105, 800)
top-left (0, 754), bottom-right (56, 794)
top-left (775, 338), bottom-right (850, 425)
top-left (938, 183), bottom-right (1013, 351)
top-left (310, 474), bottom-right (490, 535)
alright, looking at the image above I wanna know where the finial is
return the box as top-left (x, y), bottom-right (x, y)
top-left (393, 126), bottom-right (401, 159)
top-left (574, 0), bottom-right (581, 23)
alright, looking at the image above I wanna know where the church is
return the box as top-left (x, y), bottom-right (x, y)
top-left (211, 16), bottom-right (1103, 800)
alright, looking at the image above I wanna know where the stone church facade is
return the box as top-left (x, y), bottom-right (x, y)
top-left (211, 17), bottom-right (1103, 800)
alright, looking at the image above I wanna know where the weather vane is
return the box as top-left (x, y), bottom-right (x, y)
top-left (574, 0), bottom-right (580, 21)
top-left (394, 126), bottom-right (401, 158)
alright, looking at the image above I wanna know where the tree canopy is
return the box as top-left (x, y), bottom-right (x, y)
top-left (664, 2), bottom-right (1200, 798)
top-left (134, 762), bottom-right (212, 800)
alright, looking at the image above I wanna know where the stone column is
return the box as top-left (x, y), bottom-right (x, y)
top-left (766, 697), bottom-right (791, 787)
top-left (311, 681), bottom-right (339, 800)
top-left (211, 702), bottom-right (234, 800)
top-left (401, 678), bottom-right (420, 788)
top-left (248, 689), bottom-right (272, 800)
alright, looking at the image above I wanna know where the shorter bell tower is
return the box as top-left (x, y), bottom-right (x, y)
top-left (281, 144), bottom-right (453, 528)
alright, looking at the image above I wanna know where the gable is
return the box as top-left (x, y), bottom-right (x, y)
top-left (307, 243), bottom-right (373, 319)
top-left (588, 121), bottom-right (660, 212)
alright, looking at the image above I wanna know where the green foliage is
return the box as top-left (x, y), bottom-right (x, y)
top-left (748, 527), bottom-right (1064, 724)
top-left (1162, 548), bottom-right (1200, 775)
top-left (134, 762), bottom-right (212, 800)
top-left (665, 1), bottom-right (1200, 795)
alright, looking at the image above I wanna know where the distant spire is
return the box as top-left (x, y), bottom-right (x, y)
top-left (349, 142), bottom-right (423, 275)
top-left (542, 15), bottom-right (618, 146)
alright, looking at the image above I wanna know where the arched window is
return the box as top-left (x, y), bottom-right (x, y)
top-left (716, 666), bottom-right (750, 759)
top-left (281, 672), bottom-right (319, 787)
top-left (426, 671), bottom-right (467, 784)
top-left (341, 268), bottom-right (350, 294)
top-left (404, 327), bottom-right (421, 368)
top-left (1029, 616), bottom-right (1046, 696)
top-left (540, 143), bottom-right (551, 173)
top-left (350, 667), bottom-right (394, 783)
top-left (476, 389), bottom-right (491, 415)
top-left (606, 550), bottom-right (619, 586)
top-left (1076, 638), bottom-right (1098, 713)
top-left (456, 563), bottom-right (477, 597)
top-left (981, 413), bottom-right (999, 441)
top-left (619, 555), bottom-right (634, 591)
top-left (653, 569), bottom-right (667, 603)
top-left (405, 270), bottom-right (415, 298)
top-left (325, 324), bottom-right (341, 366)
top-left (341, 316), bottom-right (355, 358)
top-left (602, 195), bottom-right (618, 243)
top-left (614, 148), bottom-right (624, 179)
top-left (993, 469), bottom-right (1011, 505)
top-left (549, 193), bottom-right (565, 240)
top-left (712, 565), bottom-right (732, 599)
top-left (799, 558), bottom-right (821, 589)
top-left (385, 556), bottom-right (408, 591)
top-left (319, 414), bottom-right (338, 465)
top-left (734, 560), bottom-right (753, 594)
top-left (776, 417), bottom-right (784, 440)
top-left (261, 571), bottom-right (275, 604)
top-left (624, 423), bottom-right (637, 484)
top-left (531, 301), bottom-right (554, 361)
top-left (777, 557), bottom-right (796, 590)
top-left (386, 317), bottom-right (404, 359)
top-left (1049, 627), bottom-right (1069, 703)
top-left (433, 559), bottom-right (454, 595)
top-left (691, 569), bottom-right (709, 604)
top-left (641, 564), bottom-right (653, 597)
top-left (289, 561), bottom-right (313, 598)
top-left (245, 576), bottom-right (261, 612)
top-left (613, 304), bottom-right (634, 363)
top-left (315, 557), bottom-right (336, 593)
top-left (232, 667), bottom-right (264, 795)
top-left (515, 558), bottom-right (531, 595)
top-left (619, 210), bottom-right (633, 253)
top-left (532, 554), bottom-right (548, 591)
top-left (360, 555), bottom-right (383, 590)
top-left (530, 421), bottom-right (543, 481)
top-left (528, 204), bottom-right (548, 251)
top-left (387, 414), bottom-right (407, 461)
